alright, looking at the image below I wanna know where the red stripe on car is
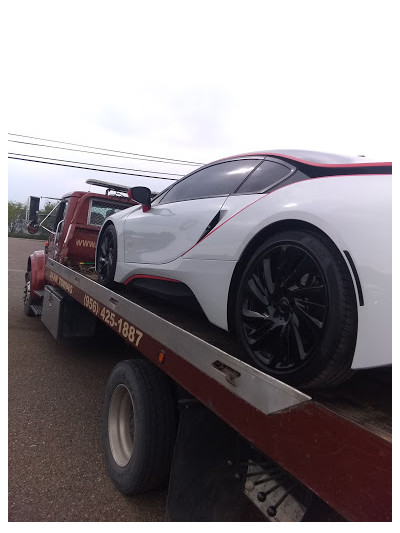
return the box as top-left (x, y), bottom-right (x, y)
top-left (124, 274), bottom-right (181, 285)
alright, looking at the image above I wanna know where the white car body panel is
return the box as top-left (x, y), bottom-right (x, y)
top-left (114, 255), bottom-right (237, 329)
top-left (106, 161), bottom-right (391, 373)
top-left (184, 174), bottom-right (392, 368)
top-left (122, 197), bottom-right (227, 264)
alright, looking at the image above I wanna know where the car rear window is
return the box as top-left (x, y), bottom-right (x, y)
top-left (236, 160), bottom-right (292, 194)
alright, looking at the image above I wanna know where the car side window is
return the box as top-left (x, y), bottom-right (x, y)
top-left (235, 160), bottom-right (293, 194)
top-left (159, 160), bottom-right (260, 204)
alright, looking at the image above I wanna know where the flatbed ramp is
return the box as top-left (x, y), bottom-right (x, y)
top-left (44, 259), bottom-right (391, 521)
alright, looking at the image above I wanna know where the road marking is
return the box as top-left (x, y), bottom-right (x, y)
top-left (8, 269), bottom-right (25, 272)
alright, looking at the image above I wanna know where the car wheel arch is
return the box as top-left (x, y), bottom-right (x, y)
top-left (98, 220), bottom-right (114, 239)
top-left (96, 221), bottom-right (116, 264)
top-left (227, 218), bottom-right (358, 334)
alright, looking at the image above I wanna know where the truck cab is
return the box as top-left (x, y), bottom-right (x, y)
top-left (24, 180), bottom-right (137, 315)
top-left (42, 191), bottom-right (133, 267)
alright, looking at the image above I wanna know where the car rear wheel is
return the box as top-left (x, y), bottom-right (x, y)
top-left (234, 229), bottom-right (357, 389)
top-left (97, 224), bottom-right (117, 287)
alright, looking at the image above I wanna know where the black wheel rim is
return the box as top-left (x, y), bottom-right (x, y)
top-left (97, 229), bottom-right (115, 282)
top-left (240, 243), bottom-right (328, 374)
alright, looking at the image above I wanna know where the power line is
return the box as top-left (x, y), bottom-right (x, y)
top-left (8, 133), bottom-right (204, 166)
top-left (8, 155), bottom-right (180, 181)
top-left (8, 152), bottom-right (184, 177)
top-left (8, 140), bottom-right (200, 167)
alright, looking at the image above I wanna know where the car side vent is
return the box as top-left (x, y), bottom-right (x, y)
top-left (197, 212), bottom-right (221, 243)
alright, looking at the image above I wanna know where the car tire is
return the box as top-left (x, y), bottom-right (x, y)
top-left (102, 359), bottom-right (178, 494)
top-left (97, 224), bottom-right (118, 288)
top-left (234, 229), bottom-right (357, 389)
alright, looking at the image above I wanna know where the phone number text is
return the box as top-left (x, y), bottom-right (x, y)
top-left (83, 294), bottom-right (143, 346)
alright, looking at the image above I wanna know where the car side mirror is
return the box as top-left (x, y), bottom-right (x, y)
top-left (128, 186), bottom-right (152, 212)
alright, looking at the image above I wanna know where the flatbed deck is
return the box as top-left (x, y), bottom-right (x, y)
top-left (44, 259), bottom-right (392, 521)
top-left (114, 280), bottom-right (392, 443)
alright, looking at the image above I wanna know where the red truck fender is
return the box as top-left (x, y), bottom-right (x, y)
top-left (27, 249), bottom-right (46, 296)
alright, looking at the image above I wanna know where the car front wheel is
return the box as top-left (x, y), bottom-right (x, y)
top-left (97, 224), bottom-right (118, 287)
top-left (234, 229), bottom-right (357, 389)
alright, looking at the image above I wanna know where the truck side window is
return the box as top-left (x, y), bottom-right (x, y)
top-left (41, 200), bottom-right (68, 233)
top-left (55, 201), bottom-right (68, 232)
top-left (88, 199), bottom-right (130, 226)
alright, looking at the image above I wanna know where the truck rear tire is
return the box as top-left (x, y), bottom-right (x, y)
top-left (102, 359), bottom-right (178, 494)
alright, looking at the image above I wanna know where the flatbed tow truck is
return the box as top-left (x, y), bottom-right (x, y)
top-left (24, 183), bottom-right (392, 522)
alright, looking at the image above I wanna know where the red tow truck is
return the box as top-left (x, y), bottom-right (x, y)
top-left (24, 179), bottom-right (137, 316)
top-left (23, 181), bottom-right (392, 522)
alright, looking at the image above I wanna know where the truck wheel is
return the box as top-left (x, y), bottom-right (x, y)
top-left (23, 272), bottom-right (34, 316)
top-left (97, 224), bottom-right (117, 287)
top-left (102, 359), bottom-right (178, 494)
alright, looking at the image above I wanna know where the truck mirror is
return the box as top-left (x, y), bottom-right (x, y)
top-left (26, 196), bottom-right (40, 224)
top-left (27, 221), bottom-right (39, 234)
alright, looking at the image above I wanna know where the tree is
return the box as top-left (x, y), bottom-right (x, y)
top-left (8, 201), bottom-right (26, 233)
top-left (41, 201), bottom-right (57, 216)
top-left (8, 200), bottom-right (57, 235)
top-left (37, 201), bottom-right (57, 236)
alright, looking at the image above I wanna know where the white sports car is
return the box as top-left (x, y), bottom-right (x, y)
top-left (95, 150), bottom-right (392, 388)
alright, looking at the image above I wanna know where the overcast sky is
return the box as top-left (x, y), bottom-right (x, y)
top-left (7, 0), bottom-right (396, 205)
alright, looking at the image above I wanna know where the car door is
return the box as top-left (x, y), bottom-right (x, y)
top-left (123, 159), bottom-right (261, 264)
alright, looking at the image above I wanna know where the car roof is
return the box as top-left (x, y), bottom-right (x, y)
top-left (216, 150), bottom-right (390, 167)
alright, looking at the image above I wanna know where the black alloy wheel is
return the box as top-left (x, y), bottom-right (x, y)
top-left (241, 242), bottom-right (327, 371)
top-left (97, 224), bottom-right (118, 287)
top-left (235, 229), bottom-right (357, 388)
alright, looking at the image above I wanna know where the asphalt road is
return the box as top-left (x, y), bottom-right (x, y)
top-left (8, 238), bottom-right (167, 521)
